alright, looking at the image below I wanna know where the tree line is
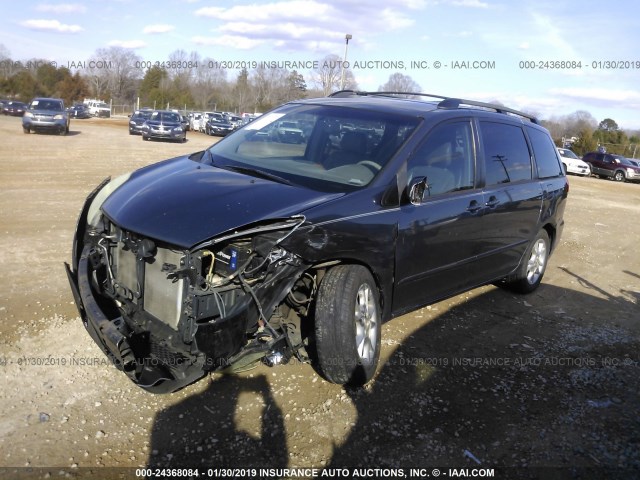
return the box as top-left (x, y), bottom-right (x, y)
top-left (0, 45), bottom-right (359, 113)
top-left (542, 112), bottom-right (639, 157)
top-left (1, 43), bottom-right (637, 157)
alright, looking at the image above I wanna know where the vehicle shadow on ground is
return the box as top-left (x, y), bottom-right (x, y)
top-left (26, 130), bottom-right (82, 136)
top-left (148, 374), bottom-right (288, 468)
top-left (147, 276), bottom-right (640, 472)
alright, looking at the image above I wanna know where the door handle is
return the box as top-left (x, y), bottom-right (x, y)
top-left (485, 196), bottom-right (500, 208)
top-left (467, 200), bottom-right (482, 213)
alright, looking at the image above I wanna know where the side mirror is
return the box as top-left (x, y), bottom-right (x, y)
top-left (407, 176), bottom-right (428, 206)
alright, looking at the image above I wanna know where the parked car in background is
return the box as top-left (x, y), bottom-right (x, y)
top-left (275, 120), bottom-right (305, 143)
top-left (84, 99), bottom-right (111, 118)
top-left (556, 148), bottom-right (590, 176)
top-left (205, 116), bottom-right (234, 136)
top-left (67, 104), bottom-right (91, 119)
top-left (582, 151), bottom-right (640, 182)
top-left (128, 109), bottom-right (153, 135)
top-left (189, 112), bottom-right (203, 131)
top-left (200, 112), bottom-right (218, 132)
top-left (22, 97), bottom-right (70, 135)
top-left (226, 115), bottom-right (243, 130)
top-left (2, 101), bottom-right (27, 116)
top-left (141, 110), bottom-right (186, 142)
top-left (66, 91), bottom-right (567, 393)
top-left (181, 115), bottom-right (190, 132)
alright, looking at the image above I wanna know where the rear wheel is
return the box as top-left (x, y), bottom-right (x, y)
top-left (314, 265), bottom-right (381, 385)
top-left (503, 230), bottom-right (550, 294)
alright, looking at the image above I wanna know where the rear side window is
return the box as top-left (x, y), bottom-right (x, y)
top-left (480, 122), bottom-right (532, 185)
top-left (526, 126), bottom-right (564, 178)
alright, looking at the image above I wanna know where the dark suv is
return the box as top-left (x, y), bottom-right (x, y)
top-left (65, 91), bottom-right (568, 393)
top-left (582, 151), bottom-right (640, 182)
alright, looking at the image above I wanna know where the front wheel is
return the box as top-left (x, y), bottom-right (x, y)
top-left (503, 230), bottom-right (550, 294)
top-left (314, 265), bottom-right (381, 385)
top-left (614, 170), bottom-right (625, 182)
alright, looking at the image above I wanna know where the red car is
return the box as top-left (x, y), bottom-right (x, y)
top-left (582, 151), bottom-right (640, 182)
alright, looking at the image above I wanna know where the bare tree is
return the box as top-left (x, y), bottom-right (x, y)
top-left (565, 110), bottom-right (598, 137)
top-left (0, 44), bottom-right (17, 79)
top-left (251, 65), bottom-right (290, 110)
top-left (311, 54), bottom-right (345, 96)
top-left (191, 57), bottom-right (228, 110)
top-left (167, 49), bottom-right (200, 88)
top-left (234, 68), bottom-right (252, 114)
top-left (378, 72), bottom-right (421, 93)
top-left (88, 46), bottom-right (142, 102)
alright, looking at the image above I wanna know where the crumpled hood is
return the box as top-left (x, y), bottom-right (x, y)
top-left (101, 156), bottom-right (342, 248)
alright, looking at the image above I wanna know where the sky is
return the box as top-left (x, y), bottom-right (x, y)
top-left (2, 0), bottom-right (640, 129)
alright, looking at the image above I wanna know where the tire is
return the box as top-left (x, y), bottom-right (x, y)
top-left (614, 170), bottom-right (625, 182)
top-left (314, 265), bottom-right (381, 385)
top-left (142, 135), bottom-right (149, 141)
top-left (59, 126), bottom-right (66, 136)
top-left (504, 230), bottom-right (550, 294)
top-left (23, 127), bottom-right (30, 134)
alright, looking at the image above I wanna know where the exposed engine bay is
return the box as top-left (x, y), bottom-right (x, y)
top-left (74, 213), bottom-right (321, 393)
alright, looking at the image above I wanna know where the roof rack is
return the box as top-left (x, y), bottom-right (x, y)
top-left (328, 90), bottom-right (538, 124)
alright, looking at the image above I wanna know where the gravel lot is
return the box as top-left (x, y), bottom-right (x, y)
top-left (0, 114), bottom-right (639, 479)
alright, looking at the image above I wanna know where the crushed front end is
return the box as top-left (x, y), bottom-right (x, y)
top-left (65, 179), bottom-right (308, 393)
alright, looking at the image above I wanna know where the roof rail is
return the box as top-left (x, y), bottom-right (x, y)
top-left (437, 98), bottom-right (538, 123)
top-left (329, 90), bottom-right (448, 101)
top-left (328, 90), bottom-right (538, 124)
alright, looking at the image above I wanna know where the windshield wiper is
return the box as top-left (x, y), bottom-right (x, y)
top-left (220, 165), bottom-right (293, 186)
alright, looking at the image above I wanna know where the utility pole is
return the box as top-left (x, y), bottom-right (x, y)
top-left (340, 34), bottom-right (352, 90)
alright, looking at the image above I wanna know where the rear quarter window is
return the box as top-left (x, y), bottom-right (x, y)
top-left (480, 121), bottom-right (532, 185)
top-left (526, 126), bottom-right (564, 178)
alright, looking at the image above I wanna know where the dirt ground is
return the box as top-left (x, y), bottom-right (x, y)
top-left (0, 114), bottom-right (639, 480)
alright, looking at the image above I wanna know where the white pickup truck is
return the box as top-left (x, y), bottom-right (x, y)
top-left (83, 99), bottom-right (111, 118)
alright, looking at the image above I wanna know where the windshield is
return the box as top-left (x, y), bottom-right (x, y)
top-left (150, 111), bottom-right (181, 123)
top-left (621, 158), bottom-right (637, 167)
top-left (206, 103), bottom-right (419, 191)
top-left (133, 110), bottom-right (152, 119)
top-left (31, 99), bottom-right (63, 111)
top-left (558, 148), bottom-right (579, 159)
